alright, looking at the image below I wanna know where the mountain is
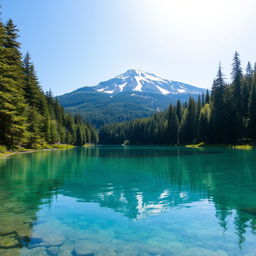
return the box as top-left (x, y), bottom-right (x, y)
top-left (58, 69), bottom-right (207, 127)
top-left (92, 69), bottom-right (204, 95)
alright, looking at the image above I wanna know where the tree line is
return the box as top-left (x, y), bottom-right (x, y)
top-left (0, 18), bottom-right (98, 148)
top-left (99, 52), bottom-right (256, 145)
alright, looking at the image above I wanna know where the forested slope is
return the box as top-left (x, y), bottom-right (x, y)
top-left (0, 19), bottom-right (98, 149)
top-left (99, 53), bottom-right (256, 145)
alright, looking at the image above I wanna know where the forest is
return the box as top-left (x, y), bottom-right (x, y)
top-left (0, 19), bottom-right (98, 149)
top-left (99, 52), bottom-right (256, 145)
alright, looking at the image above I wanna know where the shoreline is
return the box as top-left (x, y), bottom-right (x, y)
top-left (0, 145), bottom-right (75, 159)
top-left (0, 144), bottom-right (97, 159)
top-left (1, 143), bottom-right (254, 159)
top-left (184, 143), bottom-right (254, 150)
top-left (120, 144), bottom-right (256, 149)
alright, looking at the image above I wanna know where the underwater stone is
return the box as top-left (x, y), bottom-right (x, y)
top-left (59, 240), bottom-right (74, 256)
top-left (180, 247), bottom-right (228, 256)
top-left (74, 240), bottom-right (99, 256)
top-left (47, 246), bottom-right (60, 256)
top-left (0, 233), bottom-right (21, 248)
top-left (19, 247), bottom-right (48, 256)
top-left (0, 248), bottom-right (20, 256)
top-left (36, 233), bottom-right (66, 247)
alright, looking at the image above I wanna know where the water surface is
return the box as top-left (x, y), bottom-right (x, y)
top-left (0, 146), bottom-right (256, 256)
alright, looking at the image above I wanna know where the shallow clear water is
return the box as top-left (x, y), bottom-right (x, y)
top-left (0, 146), bottom-right (256, 256)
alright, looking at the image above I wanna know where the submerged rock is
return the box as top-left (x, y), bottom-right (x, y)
top-left (59, 240), bottom-right (74, 256)
top-left (47, 246), bottom-right (60, 256)
top-left (41, 234), bottom-right (65, 247)
top-left (0, 248), bottom-right (20, 256)
top-left (74, 242), bottom-right (95, 255)
top-left (180, 247), bottom-right (228, 256)
top-left (19, 246), bottom-right (48, 256)
top-left (0, 233), bottom-right (21, 249)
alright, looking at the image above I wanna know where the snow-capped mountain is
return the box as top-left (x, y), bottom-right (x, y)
top-left (58, 69), bottom-right (207, 127)
top-left (91, 69), bottom-right (204, 96)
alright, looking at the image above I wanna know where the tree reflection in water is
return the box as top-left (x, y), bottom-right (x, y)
top-left (0, 146), bottom-right (255, 255)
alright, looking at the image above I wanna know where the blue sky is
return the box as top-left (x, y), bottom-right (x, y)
top-left (2, 0), bottom-right (256, 95)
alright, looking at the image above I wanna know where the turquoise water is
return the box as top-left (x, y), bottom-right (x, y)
top-left (0, 146), bottom-right (256, 256)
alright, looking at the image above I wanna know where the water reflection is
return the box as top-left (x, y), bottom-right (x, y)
top-left (0, 147), bottom-right (256, 255)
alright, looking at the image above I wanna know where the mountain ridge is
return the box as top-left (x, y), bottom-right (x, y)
top-left (80, 68), bottom-right (205, 96)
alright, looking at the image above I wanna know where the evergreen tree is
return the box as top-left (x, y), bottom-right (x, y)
top-left (0, 19), bottom-right (28, 146)
top-left (231, 52), bottom-right (243, 138)
top-left (197, 104), bottom-right (211, 142)
top-left (0, 18), bottom-right (98, 148)
top-left (211, 65), bottom-right (226, 143)
top-left (247, 81), bottom-right (256, 140)
top-left (167, 105), bottom-right (178, 144)
top-left (176, 99), bottom-right (182, 122)
top-left (23, 53), bottom-right (48, 114)
top-left (98, 53), bottom-right (256, 146)
top-left (201, 93), bottom-right (205, 106)
top-left (205, 90), bottom-right (210, 104)
top-left (183, 97), bottom-right (196, 144)
top-left (196, 95), bottom-right (202, 120)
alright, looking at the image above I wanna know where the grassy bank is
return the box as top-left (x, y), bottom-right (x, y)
top-left (185, 142), bottom-right (255, 150)
top-left (83, 143), bottom-right (95, 148)
top-left (0, 144), bottom-right (75, 158)
top-left (185, 142), bottom-right (205, 148)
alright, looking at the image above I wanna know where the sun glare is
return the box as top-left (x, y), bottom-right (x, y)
top-left (144, 0), bottom-right (246, 28)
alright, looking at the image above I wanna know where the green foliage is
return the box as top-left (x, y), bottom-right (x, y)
top-left (51, 144), bottom-right (74, 149)
top-left (0, 20), bottom-right (28, 146)
top-left (167, 105), bottom-right (178, 144)
top-left (58, 87), bottom-right (202, 128)
top-left (0, 145), bottom-right (7, 153)
top-left (0, 18), bottom-right (98, 149)
top-left (247, 82), bottom-right (256, 139)
top-left (99, 53), bottom-right (256, 145)
top-left (185, 142), bottom-right (205, 148)
top-left (233, 145), bottom-right (253, 150)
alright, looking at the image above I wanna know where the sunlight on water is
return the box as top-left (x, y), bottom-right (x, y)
top-left (0, 146), bottom-right (256, 256)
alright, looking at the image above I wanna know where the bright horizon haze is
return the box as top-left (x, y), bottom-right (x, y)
top-left (2, 0), bottom-right (256, 95)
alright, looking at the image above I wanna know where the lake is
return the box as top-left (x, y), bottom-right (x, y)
top-left (0, 146), bottom-right (256, 256)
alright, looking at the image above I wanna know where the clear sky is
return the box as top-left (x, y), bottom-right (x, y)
top-left (2, 0), bottom-right (256, 95)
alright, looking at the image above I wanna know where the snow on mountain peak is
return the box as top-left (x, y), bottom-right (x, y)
top-left (93, 69), bottom-right (205, 96)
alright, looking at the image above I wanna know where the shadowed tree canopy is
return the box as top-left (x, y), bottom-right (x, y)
top-left (0, 18), bottom-right (98, 148)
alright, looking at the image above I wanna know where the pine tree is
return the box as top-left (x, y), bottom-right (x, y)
top-left (246, 62), bottom-right (253, 78)
top-left (179, 109), bottom-right (188, 144)
top-left (247, 81), bottom-right (256, 140)
top-left (186, 97), bottom-right (196, 143)
top-left (205, 90), bottom-right (210, 104)
top-left (197, 104), bottom-right (211, 142)
top-left (98, 55), bottom-right (256, 145)
top-left (167, 105), bottom-right (178, 144)
top-left (49, 120), bottom-right (59, 144)
top-left (27, 107), bottom-right (43, 146)
top-left (211, 65), bottom-right (226, 143)
top-left (201, 93), bottom-right (205, 106)
top-left (242, 62), bottom-right (253, 123)
top-left (23, 53), bottom-right (48, 115)
top-left (231, 52), bottom-right (243, 138)
top-left (176, 100), bottom-right (182, 122)
top-left (0, 16), bottom-right (98, 148)
top-left (0, 19), bottom-right (28, 146)
top-left (196, 95), bottom-right (202, 120)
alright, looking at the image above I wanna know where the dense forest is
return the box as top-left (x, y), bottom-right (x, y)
top-left (99, 52), bottom-right (256, 145)
top-left (0, 18), bottom-right (98, 149)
